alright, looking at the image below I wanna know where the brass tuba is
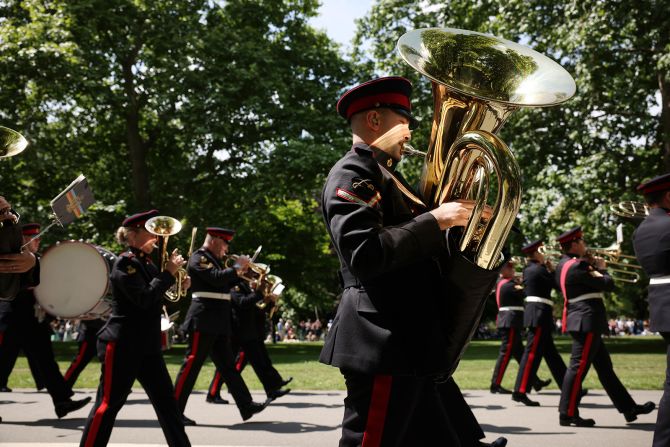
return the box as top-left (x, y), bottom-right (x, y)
top-left (145, 216), bottom-right (188, 302)
top-left (397, 28), bottom-right (576, 268)
top-left (0, 125), bottom-right (28, 158)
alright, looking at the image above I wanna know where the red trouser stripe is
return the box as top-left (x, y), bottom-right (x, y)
top-left (84, 341), bottom-right (116, 447)
top-left (209, 371), bottom-right (222, 397)
top-left (495, 327), bottom-right (516, 386)
top-left (64, 340), bottom-right (89, 382)
top-left (559, 259), bottom-right (579, 333)
top-left (519, 327), bottom-right (542, 393)
top-left (568, 332), bottom-right (594, 417)
top-left (175, 331), bottom-right (200, 400)
top-left (235, 351), bottom-right (245, 372)
top-left (361, 375), bottom-right (392, 447)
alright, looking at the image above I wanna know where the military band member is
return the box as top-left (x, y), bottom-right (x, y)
top-left (555, 226), bottom-right (654, 427)
top-left (512, 240), bottom-right (568, 406)
top-left (79, 210), bottom-right (191, 447)
top-left (633, 173), bottom-right (670, 447)
top-left (0, 221), bottom-right (91, 418)
top-left (206, 280), bottom-right (291, 403)
top-left (320, 76), bottom-right (503, 446)
top-left (173, 227), bottom-right (266, 424)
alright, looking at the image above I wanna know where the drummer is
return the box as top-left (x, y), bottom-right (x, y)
top-left (80, 210), bottom-right (192, 447)
top-left (0, 222), bottom-right (91, 418)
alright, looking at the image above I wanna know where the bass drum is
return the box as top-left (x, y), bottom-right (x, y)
top-left (34, 241), bottom-right (116, 320)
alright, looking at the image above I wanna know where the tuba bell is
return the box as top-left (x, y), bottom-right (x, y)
top-left (0, 125), bottom-right (28, 158)
top-left (398, 28), bottom-right (576, 268)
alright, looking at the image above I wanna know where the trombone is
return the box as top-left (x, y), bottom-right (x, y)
top-left (145, 216), bottom-right (190, 301)
top-left (587, 243), bottom-right (643, 284)
top-left (609, 201), bottom-right (650, 223)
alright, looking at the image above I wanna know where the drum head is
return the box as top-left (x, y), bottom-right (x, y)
top-left (35, 241), bottom-right (111, 318)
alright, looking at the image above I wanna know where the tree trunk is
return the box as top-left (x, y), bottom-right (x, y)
top-left (122, 56), bottom-right (151, 209)
top-left (660, 73), bottom-right (670, 171)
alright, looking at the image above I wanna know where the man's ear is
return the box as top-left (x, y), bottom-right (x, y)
top-left (366, 110), bottom-right (381, 130)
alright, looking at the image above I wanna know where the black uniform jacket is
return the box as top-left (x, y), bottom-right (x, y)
top-left (231, 281), bottom-right (265, 342)
top-left (319, 144), bottom-right (499, 376)
top-left (522, 261), bottom-right (558, 328)
top-left (0, 219), bottom-right (39, 302)
top-left (0, 253), bottom-right (40, 332)
top-left (555, 254), bottom-right (615, 334)
top-left (181, 247), bottom-right (242, 336)
top-left (98, 248), bottom-right (174, 351)
top-left (495, 277), bottom-right (525, 329)
top-left (633, 207), bottom-right (670, 332)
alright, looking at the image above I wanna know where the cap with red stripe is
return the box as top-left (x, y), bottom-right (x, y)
top-left (555, 226), bottom-right (583, 244)
top-left (122, 209), bottom-right (159, 228)
top-left (521, 239), bottom-right (543, 254)
top-left (206, 227), bottom-right (235, 242)
top-left (637, 173), bottom-right (670, 195)
top-left (336, 76), bottom-right (419, 130)
top-left (22, 223), bottom-right (40, 236)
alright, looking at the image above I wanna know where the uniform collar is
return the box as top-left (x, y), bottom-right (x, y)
top-left (129, 247), bottom-right (152, 263)
top-left (351, 143), bottom-right (399, 171)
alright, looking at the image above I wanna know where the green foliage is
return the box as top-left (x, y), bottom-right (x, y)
top-left (0, 0), bottom-right (354, 321)
top-left (353, 0), bottom-right (670, 318)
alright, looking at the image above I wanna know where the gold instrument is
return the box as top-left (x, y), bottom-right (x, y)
top-left (609, 201), bottom-right (650, 222)
top-left (588, 243), bottom-right (643, 284)
top-left (225, 248), bottom-right (285, 314)
top-left (0, 126), bottom-right (28, 158)
top-left (145, 216), bottom-right (188, 301)
top-left (398, 28), bottom-right (576, 269)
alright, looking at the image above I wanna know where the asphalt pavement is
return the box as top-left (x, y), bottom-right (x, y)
top-left (0, 388), bottom-right (661, 446)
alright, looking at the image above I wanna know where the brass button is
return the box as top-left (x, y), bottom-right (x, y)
top-left (387, 159), bottom-right (392, 167)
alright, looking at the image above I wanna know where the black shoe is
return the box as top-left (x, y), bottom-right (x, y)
top-left (268, 388), bottom-right (291, 401)
top-left (280, 376), bottom-right (293, 387)
top-left (55, 396), bottom-right (92, 419)
top-left (533, 378), bottom-right (552, 392)
top-left (580, 388), bottom-right (589, 398)
top-left (559, 415), bottom-right (596, 427)
top-left (181, 414), bottom-right (197, 426)
top-left (205, 395), bottom-right (229, 404)
top-left (490, 384), bottom-right (512, 394)
top-left (624, 401), bottom-right (656, 422)
top-left (512, 391), bottom-right (540, 406)
top-left (240, 401), bottom-right (267, 421)
top-left (0, 386), bottom-right (11, 392)
top-left (478, 437), bottom-right (508, 447)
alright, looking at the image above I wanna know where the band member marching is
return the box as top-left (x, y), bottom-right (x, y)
top-left (320, 76), bottom-right (504, 446)
top-left (206, 279), bottom-right (292, 404)
top-left (0, 219), bottom-right (91, 419)
top-left (633, 173), bottom-right (670, 447)
top-left (511, 240), bottom-right (568, 406)
top-left (79, 210), bottom-right (191, 447)
top-left (490, 258), bottom-right (549, 396)
top-left (555, 226), bottom-right (654, 427)
top-left (173, 227), bottom-right (267, 424)
top-left (63, 318), bottom-right (105, 389)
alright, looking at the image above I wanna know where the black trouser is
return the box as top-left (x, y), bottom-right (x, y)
top-left (438, 378), bottom-right (485, 446)
top-left (514, 324), bottom-right (567, 394)
top-left (174, 331), bottom-right (252, 415)
top-left (653, 332), bottom-right (670, 447)
top-left (79, 337), bottom-right (190, 447)
top-left (64, 330), bottom-right (98, 389)
top-left (208, 338), bottom-right (283, 398)
top-left (0, 327), bottom-right (45, 390)
top-left (559, 331), bottom-right (635, 417)
top-left (340, 369), bottom-right (461, 447)
top-left (491, 327), bottom-right (524, 386)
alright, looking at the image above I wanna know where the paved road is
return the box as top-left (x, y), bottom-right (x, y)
top-left (0, 388), bottom-right (661, 446)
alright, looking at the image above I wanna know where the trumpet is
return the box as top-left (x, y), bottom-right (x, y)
top-left (587, 243), bottom-right (643, 284)
top-left (145, 216), bottom-right (189, 301)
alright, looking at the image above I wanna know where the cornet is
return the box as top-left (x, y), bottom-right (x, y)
top-left (145, 216), bottom-right (189, 301)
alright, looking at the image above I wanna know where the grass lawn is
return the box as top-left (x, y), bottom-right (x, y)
top-left (6, 335), bottom-right (667, 391)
